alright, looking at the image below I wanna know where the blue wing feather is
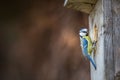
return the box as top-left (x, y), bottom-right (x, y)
top-left (86, 55), bottom-right (96, 69)
top-left (81, 38), bottom-right (96, 70)
top-left (81, 38), bottom-right (88, 56)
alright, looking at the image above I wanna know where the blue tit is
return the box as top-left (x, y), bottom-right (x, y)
top-left (79, 28), bottom-right (96, 70)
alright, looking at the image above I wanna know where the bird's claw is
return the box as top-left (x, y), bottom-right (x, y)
top-left (92, 41), bottom-right (97, 49)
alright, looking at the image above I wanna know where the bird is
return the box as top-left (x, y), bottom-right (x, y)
top-left (79, 28), bottom-right (96, 70)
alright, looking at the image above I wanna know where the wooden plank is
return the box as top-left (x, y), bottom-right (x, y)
top-left (64, 0), bottom-right (97, 14)
top-left (103, 0), bottom-right (115, 80)
top-left (66, 2), bottom-right (94, 13)
top-left (89, 1), bottom-right (105, 80)
top-left (112, 0), bottom-right (120, 79)
top-left (67, 0), bottom-right (97, 4)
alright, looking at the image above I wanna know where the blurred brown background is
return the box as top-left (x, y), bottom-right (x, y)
top-left (0, 0), bottom-right (90, 80)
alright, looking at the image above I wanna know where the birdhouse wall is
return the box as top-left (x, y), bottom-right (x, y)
top-left (112, 0), bottom-right (120, 79)
top-left (89, 0), bottom-right (120, 80)
top-left (89, 0), bottom-right (105, 80)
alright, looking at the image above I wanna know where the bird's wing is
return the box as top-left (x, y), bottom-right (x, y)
top-left (82, 38), bottom-right (97, 69)
top-left (81, 38), bottom-right (88, 56)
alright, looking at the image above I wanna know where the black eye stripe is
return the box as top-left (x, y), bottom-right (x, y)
top-left (81, 31), bottom-right (87, 33)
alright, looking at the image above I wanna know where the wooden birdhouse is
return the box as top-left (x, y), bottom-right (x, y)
top-left (64, 0), bottom-right (120, 80)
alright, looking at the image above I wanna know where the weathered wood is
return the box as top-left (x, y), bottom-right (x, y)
top-left (90, 0), bottom-right (116, 80)
top-left (112, 0), bottom-right (120, 79)
top-left (103, 0), bottom-right (115, 80)
top-left (89, 0), bottom-right (105, 80)
top-left (65, 2), bottom-right (94, 13)
top-left (65, 0), bottom-right (97, 4)
top-left (64, 0), bottom-right (97, 14)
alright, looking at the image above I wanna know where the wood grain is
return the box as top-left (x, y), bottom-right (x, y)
top-left (103, 0), bottom-right (115, 80)
top-left (112, 0), bottom-right (120, 79)
top-left (64, 0), bottom-right (97, 14)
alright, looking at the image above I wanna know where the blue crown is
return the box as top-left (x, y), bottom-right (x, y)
top-left (79, 28), bottom-right (88, 33)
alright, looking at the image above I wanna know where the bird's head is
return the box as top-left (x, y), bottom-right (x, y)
top-left (79, 28), bottom-right (88, 37)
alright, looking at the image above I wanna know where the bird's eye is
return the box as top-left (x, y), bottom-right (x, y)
top-left (82, 31), bottom-right (87, 33)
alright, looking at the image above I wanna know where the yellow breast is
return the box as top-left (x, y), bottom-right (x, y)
top-left (83, 36), bottom-right (92, 55)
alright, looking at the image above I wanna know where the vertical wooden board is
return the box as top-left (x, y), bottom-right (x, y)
top-left (103, 0), bottom-right (115, 80)
top-left (112, 0), bottom-right (120, 78)
top-left (89, 0), bottom-right (105, 80)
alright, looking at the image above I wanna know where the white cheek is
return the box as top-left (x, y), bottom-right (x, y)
top-left (79, 33), bottom-right (86, 36)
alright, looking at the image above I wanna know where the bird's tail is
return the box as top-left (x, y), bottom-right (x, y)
top-left (87, 55), bottom-right (97, 70)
